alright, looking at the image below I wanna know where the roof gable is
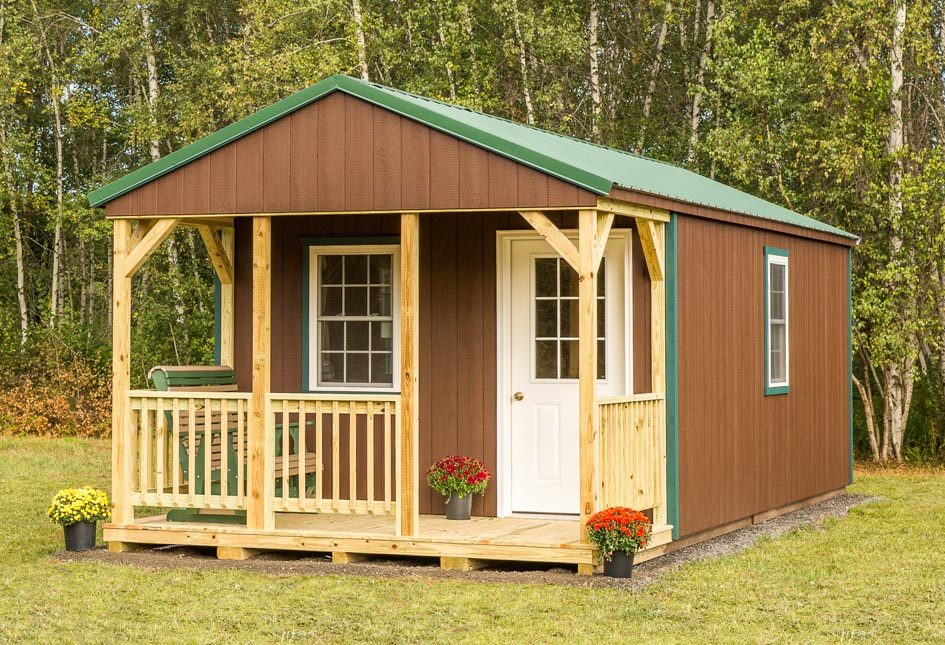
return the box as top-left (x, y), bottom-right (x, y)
top-left (89, 75), bottom-right (854, 240)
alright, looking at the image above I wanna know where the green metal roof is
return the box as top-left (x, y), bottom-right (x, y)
top-left (89, 75), bottom-right (855, 240)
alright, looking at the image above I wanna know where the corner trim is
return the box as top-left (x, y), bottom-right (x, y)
top-left (665, 213), bottom-right (680, 540)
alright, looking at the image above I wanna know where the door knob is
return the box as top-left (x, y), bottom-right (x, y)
top-left (513, 391), bottom-right (525, 401)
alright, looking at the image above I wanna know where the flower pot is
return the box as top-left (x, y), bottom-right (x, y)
top-left (63, 521), bottom-right (97, 552)
top-left (445, 493), bottom-right (473, 520)
top-left (603, 550), bottom-right (635, 578)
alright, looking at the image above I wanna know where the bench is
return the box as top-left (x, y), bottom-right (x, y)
top-left (149, 366), bottom-right (317, 523)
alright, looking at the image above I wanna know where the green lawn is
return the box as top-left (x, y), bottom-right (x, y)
top-left (0, 437), bottom-right (942, 644)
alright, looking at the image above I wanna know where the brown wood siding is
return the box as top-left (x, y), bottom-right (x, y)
top-left (105, 92), bottom-right (596, 218)
top-left (232, 212), bottom-right (650, 517)
top-left (676, 215), bottom-right (850, 537)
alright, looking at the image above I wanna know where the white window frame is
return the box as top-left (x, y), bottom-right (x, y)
top-left (307, 244), bottom-right (401, 393)
top-left (765, 249), bottom-right (790, 394)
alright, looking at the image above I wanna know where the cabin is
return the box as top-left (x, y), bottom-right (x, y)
top-left (90, 75), bottom-right (856, 573)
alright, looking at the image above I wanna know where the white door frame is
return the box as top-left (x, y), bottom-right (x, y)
top-left (495, 229), bottom-right (633, 517)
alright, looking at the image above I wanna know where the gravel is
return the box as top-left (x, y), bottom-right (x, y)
top-left (57, 493), bottom-right (877, 589)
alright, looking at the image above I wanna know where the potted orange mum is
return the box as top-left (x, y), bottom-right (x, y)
top-left (585, 507), bottom-right (651, 577)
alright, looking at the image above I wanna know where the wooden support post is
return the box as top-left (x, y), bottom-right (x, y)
top-left (247, 216), bottom-right (274, 531)
top-left (650, 221), bottom-right (668, 526)
top-left (107, 541), bottom-right (149, 554)
top-left (578, 209), bottom-right (599, 540)
top-left (440, 556), bottom-right (488, 572)
top-left (111, 219), bottom-right (133, 526)
top-left (216, 546), bottom-right (260, 561)
top-left (219, 228), bottom-right (235, 367)
top-left (332, 551), bottom-right (369, 564)
top-left (577, 563), bottom-right (597, 576)
top-left (398, 213), bottom-right (420, 537)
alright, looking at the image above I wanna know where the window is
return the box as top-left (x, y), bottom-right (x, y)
top-left (764, 247), bottom-right (789, 395)
top-left (309, 245), bottom-right (399, 390)
top-left (533, 256), bottom-right (606, 380)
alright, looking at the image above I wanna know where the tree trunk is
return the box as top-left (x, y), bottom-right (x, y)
top-left (351, 0), bottom-right (370, 81)
top-left (636, 0), bottom-right (672, 153)
top-left (589, 0), bottom-right (601, 142)
top-left (686, 0), bottom-right (715, 164)
top-left (853, 372), bottom-right (881, 461)
top-left (510, 0), bottom-right (534, 125)
top-left (435, 5), bottom-right (457, 101)
top-left (140, 1), bottom-right (161, 162)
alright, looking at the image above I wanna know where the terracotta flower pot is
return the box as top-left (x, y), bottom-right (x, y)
top-left (603, 550), bottom-right (635, 578)
top-left (63, 521), bottom-right (97, 551)
top-left (445, 493), bottom-right (473, 520)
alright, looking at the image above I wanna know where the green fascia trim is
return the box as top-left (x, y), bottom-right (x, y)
top-left (299, 236), bottom-right (401, 392)
top-left (88, 75), bottom-right (856, 241)
top-left (213, 274), bottom-right (222, 366)
top-left (848, 249), bottom-right (854, 484)
top-left (763, 246), bottom-right (790, 396)
top-left (665, 213), bottom-right (680, 541)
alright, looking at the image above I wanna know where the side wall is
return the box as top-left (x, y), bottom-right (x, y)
top-left (232, 212), bottom-right (652, 517)
top-left (675, 215), bottom-right (850, 537)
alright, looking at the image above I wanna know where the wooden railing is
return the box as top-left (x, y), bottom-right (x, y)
top-left (597, 393), bottom-right (666, 515)
top-left (127, 390), bottom-right (252, 510)
top-left (267, 393), bottom-right (401, 515)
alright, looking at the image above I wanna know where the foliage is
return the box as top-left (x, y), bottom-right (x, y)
top-left (585, 507), bottom-right (652, 560)
top-left (47, 486), bottom-right (110, 526)
top-left (425, 455), bottom-right (491, 499)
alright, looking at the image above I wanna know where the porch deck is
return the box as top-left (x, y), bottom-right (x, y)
top-left (104, 513), bottom-right (674, 570)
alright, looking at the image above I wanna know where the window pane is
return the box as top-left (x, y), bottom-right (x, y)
top-left (371, 321), bottom-right (393, 351)
top-left (560, 340), bottom-right (579, 379)
top-left (346, 321), bottom-right (369, 351)
top-left (346, 353), bottom-right (369, 383)
top-left (321, 255), bottom-right (343, 285)
top-left (771, 290), bottom-right (785, 321)
top-left (371, 353), bottom-right (393, 384)
top-left (535, 300), bottom-right (557, 338)
top-left (770, 323), bottom-right (786, 382)
top-left (560, 261), bottom-right (579, 297)
top-left (320, 321), bottom-right (345, 351)
top-left (770, 263), bottom-right (785, 293)
top-left (598, 339), bottom-right (606, 379)
top-left (597, 300), bottom-right (605, 334)
top-left (597, 264), bottom-right (606, 297)
top-left (369, 254), bottom-right (392, 285)
top-left (535, 258), bottom-right (557, 297)
top-left (535, 340), bottom-right (557, 379)
top-left (320, 286), bottom-right (343, 316)
top-left (345, 286), bottom-right (368, 315)
top-left (369, 286), bottom-right (392, 316)
top-left (345, 254), bottom-right (367, 284)
top-left (560, 299), bottom-right (579, 338)
top-left (321, 353), bottom-right (344, 383)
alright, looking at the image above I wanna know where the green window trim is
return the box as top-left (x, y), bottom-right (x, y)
top-left (764, 246), bottom-right (790, 396)
top-left (300, 236), bottom-right (400, 392)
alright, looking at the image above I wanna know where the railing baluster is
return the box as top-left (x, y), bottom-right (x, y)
top-left (203, 397), bottom-right (212, 505)
top-left (299, 401), bottom-right (307, 505)
top-left (237, 397), bottom-right (245, 505)
top-left (188, 398), bottom-right (196, 504)
top-left (315, 400), bottom-right (323, 510)
top-left (172, 398), bottom-right (181, 499)
top-left (366, 401), bottom-right (375, 512)
top-left (348, 401), bottom-right (357, 513)
top-left (139, 400), bottom-right (150, 493)
top-left (331, 400), bottom-right (340, 512)
top-left (220, 398), bottom-right (229, 502)
top-left (384, 401), bottom-right (392, 513)
top-left (156, 397), bottom-right (165, 502)
top-left (281, 399), bottom-right (289, 502)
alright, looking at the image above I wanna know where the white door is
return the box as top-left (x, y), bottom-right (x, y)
top-left (506, 233), bottom-right (628, 515)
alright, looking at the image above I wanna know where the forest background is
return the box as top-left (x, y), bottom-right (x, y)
top-left (0, 0), bottom-right (937, 463)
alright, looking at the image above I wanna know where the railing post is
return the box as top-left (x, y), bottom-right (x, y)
top-left (398, 213), bottom-right (420, 536)
top-left (578, 209), bottom-right (599, 540)
top-left (247, 216), bottom-right (274, 531)
top-left (111, 219), bottom-right (133, 526)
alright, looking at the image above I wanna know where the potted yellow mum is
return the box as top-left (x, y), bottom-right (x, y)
top-left (48, 487), bottom-right (110, 551)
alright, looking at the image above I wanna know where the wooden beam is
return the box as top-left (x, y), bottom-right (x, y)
top-left (129, 220), bottom-right (154, 249)
top-left (398, 213), bottom-right (420, 537)
top-left (578, 209), bottom-right (599, 541)
top-left (111, 219), bottom-right (133, 525)
top-left (246, 216), bottom-right (274, 531)
top-left (178, 217), bottom-right (235, 229)
top-left (123, 218), bottom-right (180, 278)
top-left (332, 551), bottom-right (369, 564)
top-left (593, 211), bottom-right (615, 269)
top-left (196, 225), bottom-right (234, 285)
top-left (637, 219), bottom-right (665, 282)
top-left (518, 210), bottom-right (580, 271)
top-left (440, 556), bottom-right (488, 571)
top-left (216, 546), bottom-right (259, 561)
top-left (650, 221), bottom-right (667, 527)
top-left (596, 196), bottom-right (670, 222)
top-left (219, 229), bottom-right (235, 367)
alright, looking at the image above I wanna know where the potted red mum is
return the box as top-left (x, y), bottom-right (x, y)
top-left (585, 507), bottom-right (652, 577)
top-left (426, 456), bottom-right (491, 520)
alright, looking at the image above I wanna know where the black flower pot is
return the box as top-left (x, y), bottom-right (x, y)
top-left (63, 521), bottom-right (97, 551)
top-left (445, 493), bottom-right (473, 520)
top-left (603, 550), bottom-right (635, 578)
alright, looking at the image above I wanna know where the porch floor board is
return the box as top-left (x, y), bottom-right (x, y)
top-left (105, 513), bottom-right (673, 570)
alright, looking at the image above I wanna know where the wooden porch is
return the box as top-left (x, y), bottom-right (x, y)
top-left (105, 201), bottom-right (672, 574)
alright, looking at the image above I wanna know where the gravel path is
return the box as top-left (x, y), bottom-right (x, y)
top-left (58, 493), bottom-right (877, 589)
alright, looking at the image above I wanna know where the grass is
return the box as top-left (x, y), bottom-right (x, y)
top-left (0, 437), bottom-right (943, 644)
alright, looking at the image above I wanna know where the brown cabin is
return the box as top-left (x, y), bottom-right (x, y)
top-left (91, 75), bottom-right (856, 573)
